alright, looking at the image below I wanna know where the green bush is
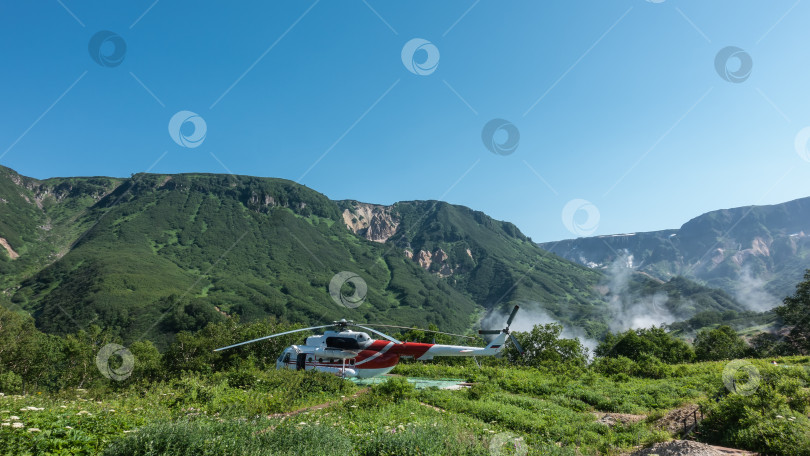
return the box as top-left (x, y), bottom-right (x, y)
top-left (0, 371), bottom-right (22, 394)
top-left (372, 377), bottom-right (416, 403)
top-left (694, 325), bottom-right (747, 361)
top-left (102, 419), bottom-right (354, 456)
top-left (634, 354), bottom-right (671, 379)
top-left (467, 381), bottom-right (494, 400)
top-left (699, 373), bottom-right (810, 455)
top-left (595, 327), bottom-right (694, 364)
top-left (591, 356), bottom-right (637, 376)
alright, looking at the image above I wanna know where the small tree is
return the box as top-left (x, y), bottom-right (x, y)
top-left (506, 323), bottom-right (588, 368)
top-left (775, 269), bottom-right (810, 354)
top-left (595, 326), bottom-right (694, 364)
top-left (694, 325), bottom-right (747, 361)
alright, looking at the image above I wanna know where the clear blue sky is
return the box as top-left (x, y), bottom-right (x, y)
top-left (2, 0), bottom-right (809, 243)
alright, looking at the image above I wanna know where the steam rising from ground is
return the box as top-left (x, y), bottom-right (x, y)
top-left (604, 256), bottom-right (677, 332)
top-left (733, 265), bottom-right (780, 312)
top-left (482, 256), bottom-right (781, 354)
top-left (480, 254), bottom-right (683, 355)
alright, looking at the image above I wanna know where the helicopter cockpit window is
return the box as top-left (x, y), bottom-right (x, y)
top-left (282, 353), bottom-right (291, 364)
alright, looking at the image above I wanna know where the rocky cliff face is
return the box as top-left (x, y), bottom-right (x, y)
top-left (340, 202), bottom-right (461, 277)
top-left (341, 202), bottom-right (400, 243)
top-left (0, 237), bottom-right (19, 259)
top-left (412, 247), bottom-right (455, 277)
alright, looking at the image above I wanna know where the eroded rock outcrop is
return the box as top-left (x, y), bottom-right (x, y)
top-left (0, 237), bottom-right (19, 259)
top-left (342, 203), bottom-right (399, 243)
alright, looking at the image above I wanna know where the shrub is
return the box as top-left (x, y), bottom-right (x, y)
top-left (595, 327), bottom-right (694, 364)
top-left (505, 323), bottom-right (588, 369)
top-left (694, 325), bottom-right (747, 361)
top-left (698, 362), bottom-right (810, 455)
top-left (633, 354), bottom-right (671, 379)
top-left (591, 356), bottom-right (637, 376)
top-left (0, 371), bottom-right (22, 394)
top-left (372, 376), bottom-right (415, 403)
top-left (467, 381), bottom-right (494, 400)
top-left (102, 419), bottom-right (354, 456)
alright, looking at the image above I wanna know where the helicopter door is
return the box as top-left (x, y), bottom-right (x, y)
top-left (296, 353), bottom-right (307, 370)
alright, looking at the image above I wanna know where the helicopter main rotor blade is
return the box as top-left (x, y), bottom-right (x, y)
top-left (213, 325), bottom-right (333, 352)
top-left (361, 324), bottom-right (477, 340)
top-left (509, 333), bottom-right (525, 355)
top-left (506, 305), bottom-right (520, 327)
top-left (479, 329), bottom-right (501, 335)
top-left (352, 324), bottom-right (402, 344)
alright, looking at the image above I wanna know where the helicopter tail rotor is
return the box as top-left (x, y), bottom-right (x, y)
top-left (478, 305), bottom-right (524, 356)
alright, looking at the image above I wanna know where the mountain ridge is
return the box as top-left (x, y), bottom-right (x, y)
top-left (540, 196), bottom-right (810, 309)
top-left (0, 166), bottom-right (607, 345)
top-left (0, 165), bottom-right (764, 345)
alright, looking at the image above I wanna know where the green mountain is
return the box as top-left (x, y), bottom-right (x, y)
top-left (0, 166), bottom-right (603, 345)
top-left (0, 165), bottom-right (750, 346)
top-left (539, 197), bottom-right (810, 309)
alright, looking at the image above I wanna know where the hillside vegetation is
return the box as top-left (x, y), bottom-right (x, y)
top-left (0, 166), bottom-right (753, 346)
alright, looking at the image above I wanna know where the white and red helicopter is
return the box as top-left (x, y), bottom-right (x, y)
top-left (214, 306), bottom-right (523, 378)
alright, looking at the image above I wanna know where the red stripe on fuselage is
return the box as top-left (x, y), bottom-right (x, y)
top-left (354, 340), bottom-right (398, 368)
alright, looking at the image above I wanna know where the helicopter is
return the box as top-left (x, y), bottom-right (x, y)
top-left (214, 305), bottom-right (524, 378)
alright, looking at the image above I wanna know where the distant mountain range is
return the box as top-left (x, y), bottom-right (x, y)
top-left (0, 165), bottom-right (794, 346)
top-left (540, 197), bottom-right (810, 311)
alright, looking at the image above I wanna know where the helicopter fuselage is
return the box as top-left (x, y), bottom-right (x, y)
top-left (274, 329), bottom-right (507, 378)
